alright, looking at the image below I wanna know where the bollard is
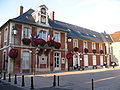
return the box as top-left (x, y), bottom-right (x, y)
top-left (3, 72), bottom-right (6, 80)
top-left (14, 74), bottom-right (17, 84)
top-left (0, 72), bottom-right (2, 79)
top-left (92, 79), bottom-right (94, 90)
top-left (8, 73), bottom-right (11, 82)
top-left (22, 75), bottom-right (25, 87)
top-left (58, 76), bottom-right (59, 86)
top-left (53, 75), bottom-right (56, 87)
top-left (31, 76), bottom-right (34, 89)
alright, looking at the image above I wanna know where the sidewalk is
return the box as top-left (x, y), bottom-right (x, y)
top-left (0, 66), bottom-right (120, 90)
top-left (33, 66), bottom-right (120, 77)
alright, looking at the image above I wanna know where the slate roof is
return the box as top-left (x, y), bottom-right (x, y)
top-left (100, 32), bottom-right (112, 42)
top-left (1, 8), bottom-right (112, 43)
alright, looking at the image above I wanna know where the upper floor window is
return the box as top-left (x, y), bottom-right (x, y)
top-left (100, 44), bottom-right (103, 50)
top-left (23, 27), bottom-right (30, 38)
top-left (92, 42), bottom-right (96, 49)
top-left (84, 41), bottom-right (88, 48)
top-left (73, 39), bottom-right (78, 48)
top-left (54, 32), bottom-right (60, 42)
top-left (4, 28), bottom-right (8, 42)
top-left (38, 30), bottom-right (47, 41)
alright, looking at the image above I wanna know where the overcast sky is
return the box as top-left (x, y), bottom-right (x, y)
top-left (0, 0), bottom-right (120, 34)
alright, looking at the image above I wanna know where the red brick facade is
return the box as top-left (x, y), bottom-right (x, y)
top-left (0, 5), bottom-right (112, 73)
top-left (67, 38), bottom-right (109, 70)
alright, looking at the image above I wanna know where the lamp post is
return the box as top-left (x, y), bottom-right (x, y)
top-left (12, 25), bottom-right (17, 45)
top-left (67, 37), bottom-right (72, 42)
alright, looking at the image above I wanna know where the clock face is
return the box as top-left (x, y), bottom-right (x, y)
top-left (41, 8), bottom-right (46, 14)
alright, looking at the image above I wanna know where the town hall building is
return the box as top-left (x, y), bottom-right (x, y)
top-left (0, 5), bottom-right (112, 73)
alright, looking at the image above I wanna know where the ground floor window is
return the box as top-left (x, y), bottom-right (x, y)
top-left (93, 55), bottom-right (96, 65)
top-left (73, 55), bottom-right (80, 67)
top-left (100, 56), bottom-right (103, 65)
top-left (84, 55), bottom-right (88, 66)
top-left (2, 52), bottom-right (7, 71)
top-left (22, 51), bottom-right (30, 69)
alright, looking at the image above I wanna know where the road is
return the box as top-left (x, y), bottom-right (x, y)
top-left (1, 67), bottom-right (120, 90)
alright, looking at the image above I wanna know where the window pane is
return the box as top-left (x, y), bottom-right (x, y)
top-left (22, 51), bottom-right (30, 69)
top-left (38, 30), bottom-right (46, 40)
top-left (23, 27), bottom-right (30, 38)
top-left (54, 33), bottom-right (59, 42)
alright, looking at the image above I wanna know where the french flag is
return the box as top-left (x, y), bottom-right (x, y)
top-left (52, 37), bottom-right (55, 41)
top-left (47, 32), bottom-right (51, 41)
top-left (34, 32), bottom-right (37, 38)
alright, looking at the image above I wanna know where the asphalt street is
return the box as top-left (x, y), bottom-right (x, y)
top-left (1, 67), bottom-right (120, 90)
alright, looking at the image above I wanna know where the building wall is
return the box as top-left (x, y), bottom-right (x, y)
top-left (0, 21), bottom-right (67, 73)
top-left (111, 42), bottom-right (120, 65)
top-left (67, 37), bottom-right (107, 69)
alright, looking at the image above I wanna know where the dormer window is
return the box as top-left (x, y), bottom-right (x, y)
top-left (41, 15), bottom-right (46, 24)
top-left (40, 7), bottom-right (47, 24)
top-left (33, 5), bottom-right (48, 25)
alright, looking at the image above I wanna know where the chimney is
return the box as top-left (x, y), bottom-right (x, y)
top-left (50, 11), bottom-right (55, 21)
top-left (20, 6), bottom-right (23, 15)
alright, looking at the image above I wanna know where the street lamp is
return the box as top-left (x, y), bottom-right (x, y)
top-left (67, 37), bottom-right (72, 42)
top-left (12, 25), bottom-right (17, 45)
top-left (12, 25), bottom-right (17, 35)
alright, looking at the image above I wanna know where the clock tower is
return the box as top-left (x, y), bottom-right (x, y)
top-left (33, 5), bottom-right (49, 25)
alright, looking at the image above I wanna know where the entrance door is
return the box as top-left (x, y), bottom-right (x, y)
top-left (93, 55), bottom-right (96, 65)
top-left (84, 55), bottom-right (88, 66)
top-left (54, 52), bottom-right (60, 71)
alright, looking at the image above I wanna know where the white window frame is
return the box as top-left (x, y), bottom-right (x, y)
top-left (4, 28), bottom-right (8, 42)
top-left (83, 41), bottom-right (88, 49)
top-left (100, 44), bottom-right (103, 50)
top-left (53, 31), bottom-right (60, 42)
top-left (100, 56), bottom-right (103, 65)
top-left (73, 54), bottom-right (80, 67)
top-left (84, 55), bottom-right (88, 66)
top-left (92, 42), bottom-right (96, 49)
top-left (21, 50), bottom-right (31, 70)
top-left (22, 25), bottom-right (31, 39)
top-left (38, 30), bottom-right (47, 41)
top-left (54, 51), bottom-right (61, 71)
top-left (2, 50), bottom-right (7, 70)
top-left (23, 27), bottom-right (31, 38)
top-left (93, 55), bottom-right (96, 65)
top-left (73, 39), bottom-right (78, 48)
